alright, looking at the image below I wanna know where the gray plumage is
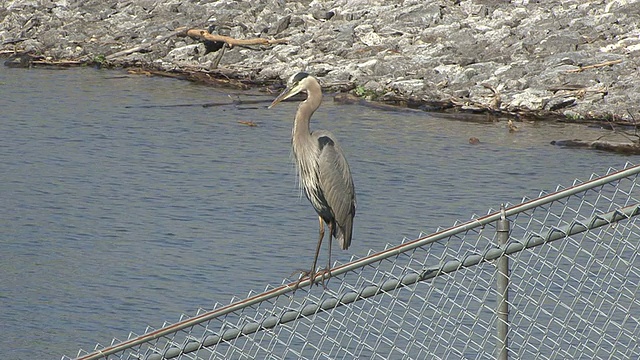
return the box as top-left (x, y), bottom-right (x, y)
top-left (269, 72), bottom-right (356, 285)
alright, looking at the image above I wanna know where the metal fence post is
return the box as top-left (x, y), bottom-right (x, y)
top-left (496, 204), bottom-right (510, 360)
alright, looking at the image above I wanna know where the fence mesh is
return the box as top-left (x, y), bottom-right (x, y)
top-left (67, 163), bottom-right (640, 360)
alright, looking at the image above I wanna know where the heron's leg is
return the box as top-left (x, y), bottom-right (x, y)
top-left (309, 216), bottom-right (325, 286)
top-left (295, 216), bottom-right (325, 288)
top-left (326, 222), bottom-right (334, 276)
top-left (310, 221), bottom-right (334, 289)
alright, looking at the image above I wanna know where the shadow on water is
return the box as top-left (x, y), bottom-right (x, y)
top-left (0, 65), bottom-right (634, 359)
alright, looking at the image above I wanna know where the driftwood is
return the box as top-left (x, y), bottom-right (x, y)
top-left (334, 93), bottom-right (457, 114)
top-left (105, 27), bottom-right (287, 60)
top-left (184, 29), bottom-right (287, 47)
top-left (124, 67), bottom-right (253, 89)
top-left (4, 53), bottom-right (84, 68)
top-left (333, 93), bottom-right (512, 124)
top-left (551, 139), bottom-right (640, 154)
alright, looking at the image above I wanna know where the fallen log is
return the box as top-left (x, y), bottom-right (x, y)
top-left (551, 139), bottom-right (640, 154)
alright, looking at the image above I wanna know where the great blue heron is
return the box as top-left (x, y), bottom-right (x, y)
top-left (269, 72), bottom-right (356, 286)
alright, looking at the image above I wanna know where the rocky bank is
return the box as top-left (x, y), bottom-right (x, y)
top-left (1, 0), bottom-right (640, 121)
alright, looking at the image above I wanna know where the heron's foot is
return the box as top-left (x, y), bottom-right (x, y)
top-left (290, 268), bottom-right (330, 289)
top-left (290, 269), bottom-right (313, 289)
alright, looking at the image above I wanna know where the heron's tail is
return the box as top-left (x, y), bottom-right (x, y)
top-left (334, 217), bottom-right (353, 250)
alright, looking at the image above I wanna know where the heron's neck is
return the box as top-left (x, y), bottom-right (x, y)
top-left (292, 80), bottom-right (322, 140)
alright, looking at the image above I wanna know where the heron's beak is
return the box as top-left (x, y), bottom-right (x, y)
top-left (268, 85), bottom-right (300, 109)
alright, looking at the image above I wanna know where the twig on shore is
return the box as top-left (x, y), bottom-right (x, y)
top-left (565, 59), bottom-right (622, 73)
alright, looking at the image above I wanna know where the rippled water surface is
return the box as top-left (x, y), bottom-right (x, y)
top-left (0, 65), bottom-right (634, 359)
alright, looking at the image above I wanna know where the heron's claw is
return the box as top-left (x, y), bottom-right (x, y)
top-left (321, 266), bottom-right (332, 279)
top-left (315, 267), bottom-right (332, 289)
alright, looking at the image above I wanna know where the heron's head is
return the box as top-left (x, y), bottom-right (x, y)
top-left (268, 72), bottom-right (312, 109)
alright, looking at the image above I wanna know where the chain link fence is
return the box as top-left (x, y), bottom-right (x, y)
top-left (66, 163), bottom-right (640, 360)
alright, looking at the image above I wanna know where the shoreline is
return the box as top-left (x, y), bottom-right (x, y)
top-left (2, 0), bottom-right (639, 122)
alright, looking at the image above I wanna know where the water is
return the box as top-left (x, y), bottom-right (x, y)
top-left (0, 65), bottom-right (633, 359)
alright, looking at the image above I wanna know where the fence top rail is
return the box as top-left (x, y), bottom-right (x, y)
top-left (72, 162), bottom-right (640, 360)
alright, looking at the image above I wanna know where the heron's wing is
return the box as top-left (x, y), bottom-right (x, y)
top-left (314, 130), bottom-right (356, 249)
